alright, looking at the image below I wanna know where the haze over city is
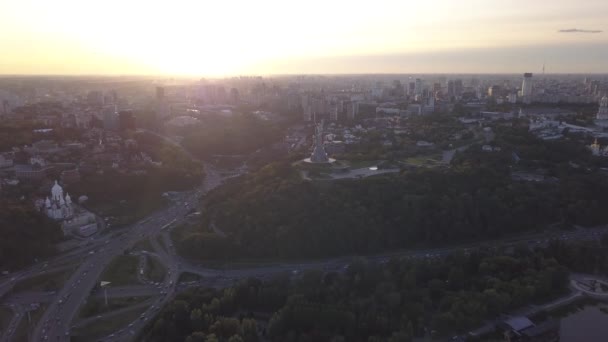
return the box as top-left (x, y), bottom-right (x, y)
top-left (1, 0), bottom-right (607, 75)
top-left (4, 1), bottom-right (608, 342)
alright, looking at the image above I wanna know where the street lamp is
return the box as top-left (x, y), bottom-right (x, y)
top-left (100, 281), bottom-right (111, 306)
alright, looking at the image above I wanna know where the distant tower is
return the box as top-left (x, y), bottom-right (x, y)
top-left (521, 73), bottom-right (533, 104)
top-left (597, 95), bottom-right (608, 120)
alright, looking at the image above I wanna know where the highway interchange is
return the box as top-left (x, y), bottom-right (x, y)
top-left (1, 145), bottom-right (608, 341)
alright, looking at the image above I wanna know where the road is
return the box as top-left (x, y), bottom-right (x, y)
top-left (3, 192), bottom-right (607, 342)
top-left (26, 165), bottom-right (224, 342)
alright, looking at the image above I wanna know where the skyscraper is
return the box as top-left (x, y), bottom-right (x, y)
top-left (415, 79), bottom-right (423, 96)
top-left (521, 73), bottom-right (533, 104)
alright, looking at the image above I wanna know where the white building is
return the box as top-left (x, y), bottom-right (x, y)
top-left (36, 181), bottom-right (98, 236)
top-left (521, 73), bottom-right (533, 104)
top-left (44, 181), bottom-right (73, 220)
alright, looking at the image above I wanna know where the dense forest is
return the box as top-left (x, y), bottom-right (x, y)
top-left (0, 199), bottom-right (62, 270)
top-left (0, 120), bottom-right (82, 152)
top-left (142, 245), bottom-right (572, 342)
top-left (174, 125), bottom-right (608, 261)
top-left (176, 163), bottom-right (608, 261)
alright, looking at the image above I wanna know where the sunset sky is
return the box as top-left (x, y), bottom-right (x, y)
top-left (1, 0), bottom-right (607, 75)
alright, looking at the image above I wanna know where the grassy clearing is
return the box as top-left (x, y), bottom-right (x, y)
top-left (132, 238), bottom-right (154, 252)
top-left (78, 296), bottom-right (151, 318)
top-left (145, 255), bottom-right (166, 283)
top-left (12, 268), bottom-right (75, 292)
top-left (71, 306), bottom-right (146, 342)
top-left (155, 236), bottom-right (166, 253)
top-left (178, 272), bottom-right (202, 282)
top-left (0, 306), bottom-right (14, 332)
top-left (12, 304), bottom-right (46, 342)
top-left (99, 255), bottom-right (140, 286)
top-left (402, 154), bottom-right (442, 167)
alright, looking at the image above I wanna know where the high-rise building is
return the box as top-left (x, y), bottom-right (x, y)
top-left (102, 105), bottom-right (118, 130)
top-left (87, 91), bottom-right (104, 106)
top-left (156, 86), bottom-right (165, 101)
top-left (346, 101), bottom-right (359, 120)
top-left (521, 73), bottom-right (533, 104)
top-left (216, 86), bottom-right (227, 104)
top-left (287, 93), bottom-right (301, 111)
top-left (415, 79), bottom-right (423, 96)
top-left (2, 99), bottom-right (8, 116)
top-left (303, 105), bottom-right (312, 122)
top-left (118, 110), bottom-right (136, 131)
top-left (454, 79), bottom-right (464, 96)
top-left (229, 88), bottom-right (239, 104)
top-left (488, 85), bottom-right (502, 97)
top-left (433, 82), bottom-right (442, 95)
top-left (329, 102), bottom-right (338, 121)
top-left (597, 95), bottom-right (608, 120)
top-left (447, 80), bottom-right (455, 97)
top-left (408, 82), bottom-right (416, 96)
top-left (371, 83), bottom-right (384, 99)
top-left (312, 98), bottom-right (327, 116)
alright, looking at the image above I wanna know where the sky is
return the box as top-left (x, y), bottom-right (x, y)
top-left (0, 0), bottom-right (607, 76)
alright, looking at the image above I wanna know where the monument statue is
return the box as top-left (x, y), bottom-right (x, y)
top-left (310, 121), bottom-right (330, 163)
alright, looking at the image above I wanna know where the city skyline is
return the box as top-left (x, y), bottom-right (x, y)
top-left (1, 0), bottom-right (607, 76)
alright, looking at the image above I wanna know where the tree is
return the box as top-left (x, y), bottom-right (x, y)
top-left (228, 335), bottom-right (244, 342)
top-left (205, 334), bottom-right (219, 342)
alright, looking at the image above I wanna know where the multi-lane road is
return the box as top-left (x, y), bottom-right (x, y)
top-left (28, 164), bottom-right (226, 342)
top-left (0, 161), bottom-right (223, 342)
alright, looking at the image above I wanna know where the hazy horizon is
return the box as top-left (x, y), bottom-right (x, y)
top-left (1, 0), bottom-right (607, 76)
